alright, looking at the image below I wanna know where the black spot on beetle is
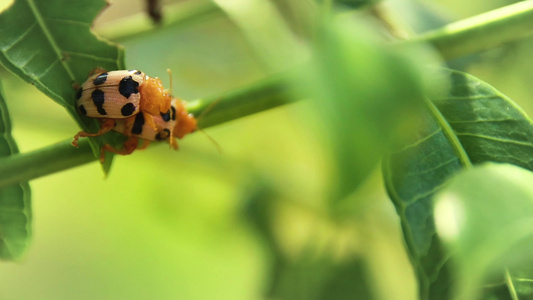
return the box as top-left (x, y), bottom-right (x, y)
top-left (156, 129), bottom-right (171, 140)
top-left (93, 72), bottom-right (108, 85)
top-left (131, 113), bottom-right (145, 135)
top-left (91, 89), bottom-right (107, 115)
top-left (171, 106), bottom-right (176, 121)
top-left (75, 88), bottom-right (83, 100)
top-left (78, 104), bottom-right (87, 115)
top-left (128, 69), bottom-right (142, 75)
top-left (121, 103), bottom-right (136, 116)
top-left (160, 109), bottom-right (171, 122)
top-left (118, 76), bottom-right (140, 98)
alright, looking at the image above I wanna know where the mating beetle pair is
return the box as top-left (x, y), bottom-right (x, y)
top-left (71, 69), bottom-right (197, 160)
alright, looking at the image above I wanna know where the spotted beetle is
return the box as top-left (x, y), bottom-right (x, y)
top-left (99, 98), bottom-right (197, 161)
top-left (76, 69), bottom-right (171, 119)
top-left (72, 69), bottom-right (173, 146)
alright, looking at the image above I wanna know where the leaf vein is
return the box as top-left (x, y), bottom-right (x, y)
top-left (514, 278), bottom-right (533, 283)
top-left (18, 51), bottom-right (38, 69)
top-left (47, 18), bottom-right (91, 27)
top-left (404, 181), bottom-right (449, 207)
top-left (1, 23), bottom-right (37, 52)
top-left (448, 118), bottom-right (516, 124)
top-left (26, 0), bottom-right (76, 81)
top-left (67, 51), bottom-right (117, 63)
top-left (36, 59), bottom-right (60, 78)
top-left (432, 95), bottom-right (500, 101)
top-left (455, 132), bottom-right (533, 147)
top-left (392, 129), bottom-right (442, 153)
top-left (415, 157), bottom-right (460, 177)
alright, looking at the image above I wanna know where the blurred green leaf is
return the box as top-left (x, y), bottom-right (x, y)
top-left (316, 257), bottom-right (375, 300)
top-left (212, 0), bottom-right (306, 72)
top-left (0, 78), bottom-right (31, 261)
top-left (332, 0), bottom-right (379, 9)
top-left (244, 178), bottom-right (375, 300)
top-left (434, 163), bottom-right (533, 300)
top-left (269, 253), bottom-right (375, 300)
top-left (383, 69), bottom-right (533, 299)
top-left (304, 18), bottom-right (429, 204)
top-left (0, 0), bottom-right (125, 171)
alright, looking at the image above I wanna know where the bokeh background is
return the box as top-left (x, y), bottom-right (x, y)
top-left (1, 0), bottom-right (532, 299)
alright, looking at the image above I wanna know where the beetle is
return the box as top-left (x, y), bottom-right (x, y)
top-left (98, 97), bottom-right (198, 161)
top-left (72, 69), bottom-right (172, 145)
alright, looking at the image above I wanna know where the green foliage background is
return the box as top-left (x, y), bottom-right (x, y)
top-left (1, 0), bottom-right (533, 299)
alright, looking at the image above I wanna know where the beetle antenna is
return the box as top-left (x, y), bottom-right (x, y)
top-left (199, 129), bottom-right (223, 154)
top-left (166, 68), bottom-right (173, 96)
top-left (191, 98), bottom-right (223, 154)
top-left (196, 98), bottom-right (221, 122)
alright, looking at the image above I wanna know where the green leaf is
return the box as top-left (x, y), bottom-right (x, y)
top-left (243, 178), bottom-right (375, 300)
top-left (316, 257), bottom-right (375, 300)
top-left (434, 163), bottom-right (533, 300)
top-left (270, 253), bottom-right (375, 300)
top-left (0, 78), bottom-right (31, 261)
top-left (382, 69), bottom-right (533, 299)
top-left (212, 0), bottom-right (305, 72)
top-left (304, 17), bottom-right (430, 204)
top-left (332, 0), bottom-right (379, 9)
top-left (0, 0), bottom-right (125, 172)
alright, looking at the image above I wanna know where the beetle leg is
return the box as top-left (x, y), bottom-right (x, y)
top-left (138, 139), bottom-right (151, 150)
top-left (71, 119), bottom-right (116, 147)
top-left (117, 115), bottom-right (136, 136)
top-left (99, 136), bottom-right (139, 162)
top-left (168, 125), bottom-right (178, 150)
top-left (170, 138), bottom-right (179, 150)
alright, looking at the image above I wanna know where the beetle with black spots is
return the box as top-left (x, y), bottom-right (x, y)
top-left (72, 69), bottom-right (174, 146)
top-left (99, 98), bottom-right (198, 161)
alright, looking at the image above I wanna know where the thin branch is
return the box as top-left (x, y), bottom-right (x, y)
top-left (413, 1), bottom-right (533, 60)
top-left (0, 73), bottom-right (293, 189)
top-left (0, 139), bottom-right (95, 189)
top-left (190, 73), bottom-right (293, 129)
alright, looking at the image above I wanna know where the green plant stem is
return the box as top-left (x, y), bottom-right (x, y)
top-left (189, 74), bottom-right (293, 129)
top-left (0, 74), bottom-right (292, 189)
top-left (414, 1), bottom-right (533, 60)
top-left (0, 139), bottom-right (95, 189)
